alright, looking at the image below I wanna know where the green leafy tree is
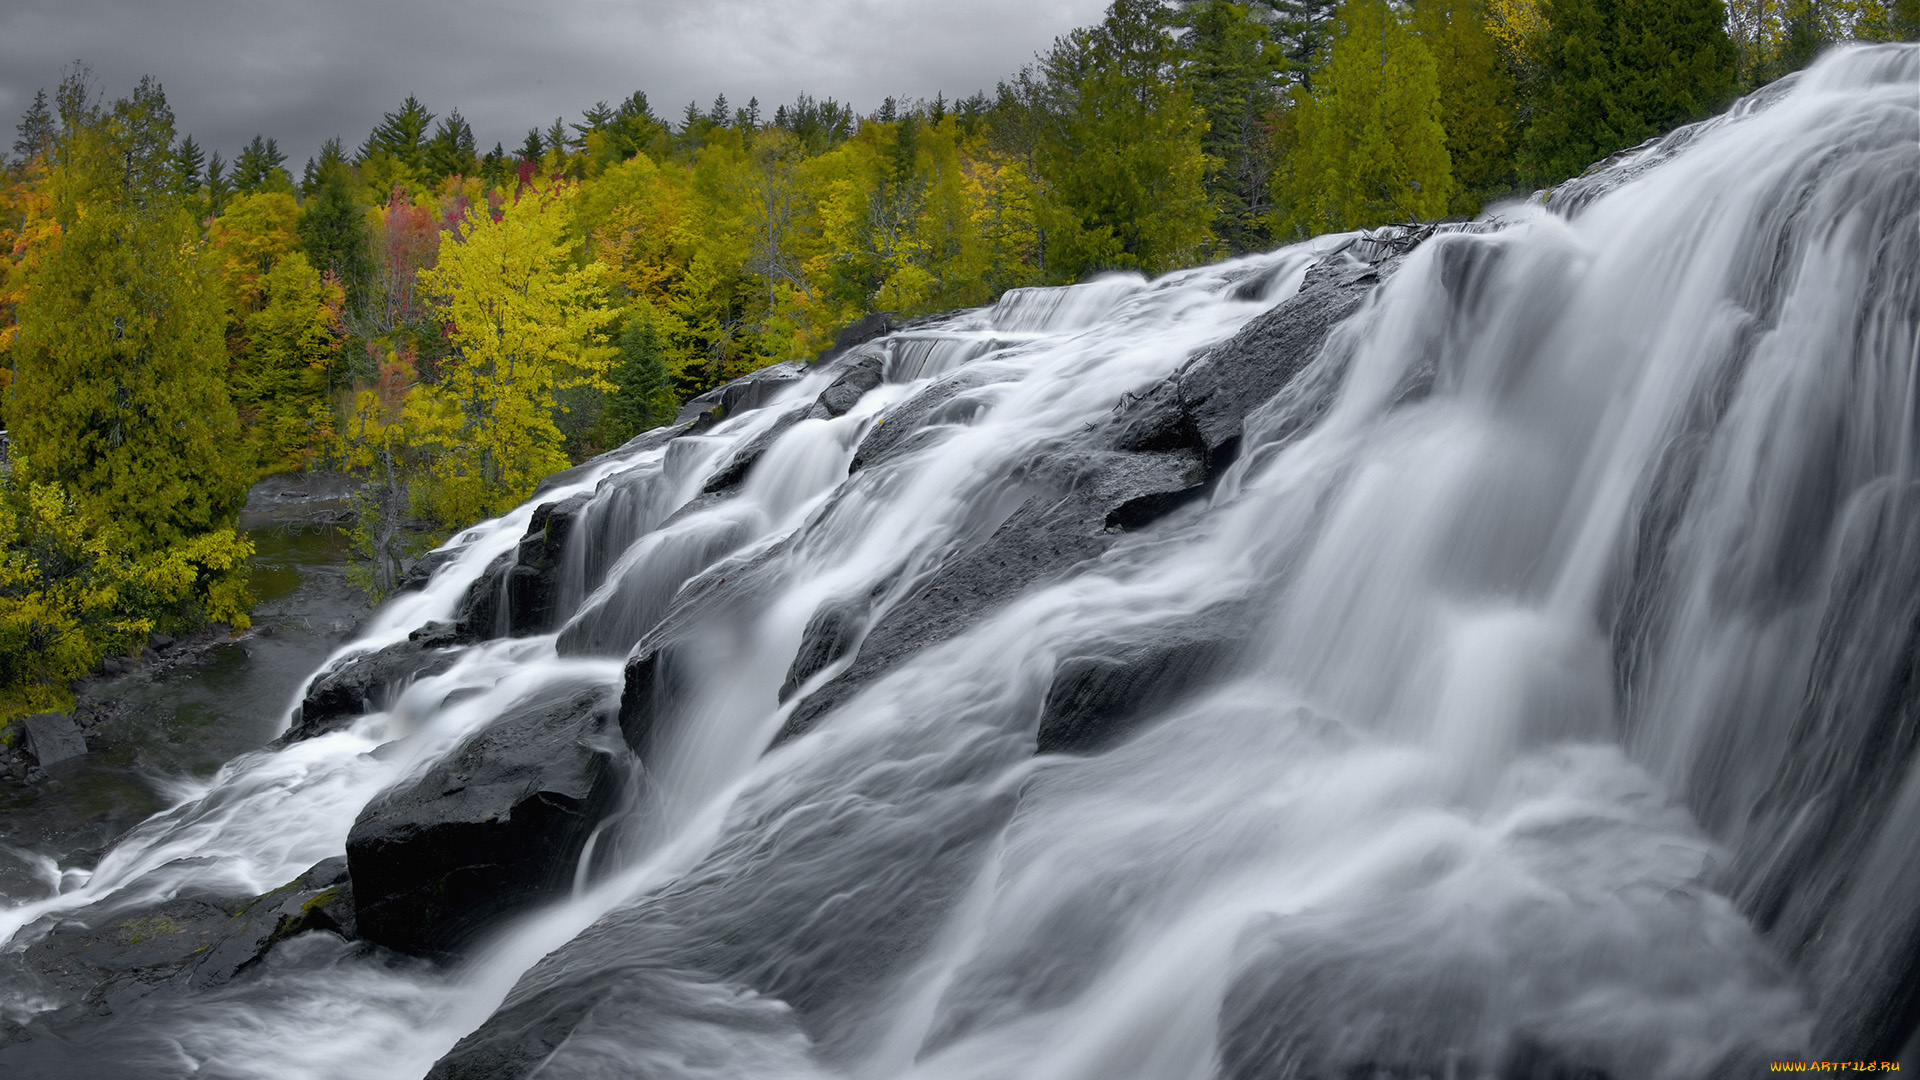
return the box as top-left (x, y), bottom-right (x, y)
top-left (1414, 0), bottom-right (1520, 211)
top-left (1278, 0), bottom-right (1454, 234)
top-left (411, 182), bottom-right (616, 524)
top-left (1037, 0), bottom-right (1216, 278)
top-left (1520, 0), bottom-right (1738, 186)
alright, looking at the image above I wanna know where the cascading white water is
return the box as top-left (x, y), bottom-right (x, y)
top-left (1, 44), bottom-right (1914, 1080)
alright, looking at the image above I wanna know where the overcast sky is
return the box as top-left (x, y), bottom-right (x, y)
top-left (1, 0), bottom-right (1110, 168)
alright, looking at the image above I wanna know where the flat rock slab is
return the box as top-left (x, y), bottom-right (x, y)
top-left (19, 713), bottom-right (86, 767)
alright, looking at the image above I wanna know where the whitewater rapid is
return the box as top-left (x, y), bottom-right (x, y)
top-left (3, 43), bottom-right (1917, 1079)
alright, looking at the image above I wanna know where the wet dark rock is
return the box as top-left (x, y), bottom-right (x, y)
top-left (185, 857), bottom-right (357, 988)
top-left (701, 412), bottom-right (804, 494)
top-left (778, 447), bottom-right (1208, 744)
top-left (806, 354), bottom-right (887, 420)
top-left (505, 493), bottom-right (591, 636)
top-left (1037, 612), bottom-right (1247, 754)
top-left (813, 311), bottom-right (897, 367)
top-left (1125, 258), bottom-right (1375, 473)
top-left (345, 685), bottom-right (624, 958)
top-left (778, 590), bottom-right (876, 703)
top-left (849, 369), bottom-right (996, 474)
top-left (9, 857), bottom-right (357, 1033)
top-left (455, 551), bottom-right (513, 642)
top-left (398, 546), bottom-right (462, 594)
top-left (678, 360), bottom-right (808, 424)
top-left (19, 713), bottom-right (87, 767)
top-left (285, 629), bottom-right (463, 742)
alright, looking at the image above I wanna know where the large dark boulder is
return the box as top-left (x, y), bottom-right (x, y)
top-left (18, 712), bottom-right (86, 767)
top-left (345, 684), bottom-right (624, 958)
top-left (285, 622), bottom-right (466, 741)
top-left (504, 492), bottom-right (591, 636)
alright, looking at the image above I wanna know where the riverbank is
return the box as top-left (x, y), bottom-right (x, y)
top-left (0, 474), bottom-right (369, 903)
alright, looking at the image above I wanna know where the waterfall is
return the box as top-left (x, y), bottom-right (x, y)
top-left (1, 44), bottom-right (1915, 1080)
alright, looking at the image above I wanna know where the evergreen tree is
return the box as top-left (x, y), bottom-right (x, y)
top-left (171, 134), bottom-right (205, 198)
top-left (481, 142), bottom-right (509, 189)
top-left (599, 312), bottom-right (676, 445)
top-left (233, 134), bottom-right (290, 194)
top-left (1414, 0), bottom-right (1519, 210)
top-left (298, 144), bottom-right (371, 308)
top-left (299, 136), bottom-right (349, 197)
top-left (1277, 0), bottom-right (1453, 233)
top-left (607, 91), bottom-right (666, 161)
top-left (520, 127), bottom-right (544, 163)
top-left (358, 95), bottom-right (434, 194)
top-left (1269, 0), bottom-right (1344, 85)
top-left (11, 89), bottom-right (54, 169)
top-left (206, 150), bottom-right (230, 218)
top-left (360, 96), bottom-right (434, 168)
top-left (1181, 0), bottom-right (1285, 252)
top-left (12, 72), bottom-right (249, 551)
top-left (1037, 0), bottom-right (1216, 278)
top-left (1520, 0), bottom-right (1738, 187)
top-left (425, 109), bottom-right (478, 179)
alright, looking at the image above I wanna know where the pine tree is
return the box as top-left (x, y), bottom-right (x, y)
top-left (425, 109), bottom-right (478, 180)
top-left (299, 142), bottom-right (371, 308)
top-left (599, 312), bottom-right (676, 445)
top-left (359, 95), bottom-right (434, 172)
top-left (205, 150), bottom-right (230, 218)
top-left (11, 89), bottom-right (54, 169)
top-left (171, 134), bottom-right (205, 198)
top-left (1269, 0), bottom-right (1344, 85)
top-left (233, 134), bottom-right (290, 194)
top-left (1277, 0), bottom-right (1453, 233)
top-left (1182, 0), bottom-right (1285, 252)
top-left (1520, 0), bottom-right (1738, 187)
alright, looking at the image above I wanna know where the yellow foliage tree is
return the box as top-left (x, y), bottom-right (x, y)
top-left (413, 181), bottom-right (616, 525)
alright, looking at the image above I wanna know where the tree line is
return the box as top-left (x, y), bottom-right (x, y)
top-left (0, 0), bottom-right (1912, 723)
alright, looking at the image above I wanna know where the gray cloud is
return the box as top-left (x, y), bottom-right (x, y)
top-left (0, 0), bottom-right (1107, 168)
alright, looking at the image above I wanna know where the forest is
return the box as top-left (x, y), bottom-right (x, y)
top-left (0, 0), bottom-right (1913, 724)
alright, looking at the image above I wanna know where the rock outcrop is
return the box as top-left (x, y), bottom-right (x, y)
top-left (345, 684), bottom-right (623, 958)
top-left (284, 622), bottom-right (465, 741)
